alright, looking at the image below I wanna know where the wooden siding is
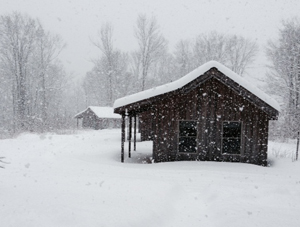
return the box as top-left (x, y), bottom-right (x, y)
top-left (139, 111), bottom-right (154, 141)
top-left (151, 77), bottom-right (270, 166)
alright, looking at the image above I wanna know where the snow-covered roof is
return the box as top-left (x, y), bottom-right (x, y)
top-left (113, 61), bottom-right (280, 112)
top-left (75, 106), bottom-right (121, 119)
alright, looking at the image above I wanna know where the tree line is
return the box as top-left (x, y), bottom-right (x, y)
top-left (0, 12), bottom-right (299, 140)
top-left (266, 18), bottom-right (300, 140)
top-left (83, 14), bottom-right (258, 107)
top-left (0, 12), bottom-right (69, 135)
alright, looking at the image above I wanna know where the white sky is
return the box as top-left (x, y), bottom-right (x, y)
top-left (1, 0), bottom-right (300, 79)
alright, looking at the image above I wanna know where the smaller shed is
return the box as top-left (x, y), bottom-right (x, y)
top-left (75, 106), bottom-right (121, 130)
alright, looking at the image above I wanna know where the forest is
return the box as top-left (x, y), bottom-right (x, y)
top-left (0, 12), bottom-right (299, 140)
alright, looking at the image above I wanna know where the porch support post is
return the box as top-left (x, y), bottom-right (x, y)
top-left (121, 114), bottom-right (125, 163)
top-left (134, 114), bottom-right (137, 151)
top-left (128, 115), bottom-right (132, 158)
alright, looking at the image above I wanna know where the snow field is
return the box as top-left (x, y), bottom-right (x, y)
top-left (1, 129), bottom-right (300, 227)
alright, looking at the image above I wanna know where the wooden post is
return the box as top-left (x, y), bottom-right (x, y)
top-left (296, 131), bottom-right (299, 161)
top-left (121, 114), bottom-right (125, 163)
top-left (128, 115), bottom-right (132, 158)
top-left (134, 114), bottom-right (137, 151)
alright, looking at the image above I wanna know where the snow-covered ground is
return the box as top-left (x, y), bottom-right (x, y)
top-left (1, 129), bottom-right (300, 227)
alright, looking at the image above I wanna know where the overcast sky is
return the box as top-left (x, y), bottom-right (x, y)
top-left (1, 0), bottom-right (300, 79)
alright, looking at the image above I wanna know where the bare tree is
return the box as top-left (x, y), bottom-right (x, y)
top-left (32, 25), bottom-right (65, 132)
top-left (0, 12), bottom-right (68, 134)
top-left (134, 14), bottom-right (167, 90)
top-left (266, 18), bottom-right (300, 139)
top-left (42, 63), bottom-right (69, 130)
top-left (151, 50), bottom-right (176, 85)
top-left (0, 61), bottom-right (14, 134)
top-left (92, 23), bottom-right (115, 104)
top-left (86, 23), bottom-right (131, 106)
top-left (0, 12), bottom-right (39, 131)
top-left (83, 69), bottom-right (104, 106)
top-left (174, 39), bottom-right (193, 76)
top-left (226, 35), bottom-right (258, 75)
top-left (193, 32), bottom-right (228, 66)
top-left (178, 31), bottom-right (258, 76)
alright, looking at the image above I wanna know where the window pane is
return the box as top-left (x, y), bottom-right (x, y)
top-left (223, 138), bottom-right (241, 154)
top-left (179, 121), bottom-right (197, 137)
top-left (223, 122), bottom-right (241, 138)
top-left (179, 137), bottom-right (197, 153)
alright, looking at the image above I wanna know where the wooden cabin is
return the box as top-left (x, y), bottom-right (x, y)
top-left (114, 61), bottom-right (280, 166)
top-left (75, 106), bottom-right (121, 130)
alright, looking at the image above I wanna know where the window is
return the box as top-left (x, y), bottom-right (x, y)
top-left (179, 121), bottom-right (197, 153)
top-left (222, 122), bottom-right (241, 155)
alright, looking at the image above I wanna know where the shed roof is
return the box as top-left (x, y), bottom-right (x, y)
top-left (114, 61), bottom-right (280, 117)
top-left (75, 106), bottom-right (121, 119)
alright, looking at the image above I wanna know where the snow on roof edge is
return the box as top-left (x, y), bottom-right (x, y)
top-left (113, 61), bottom-right (280, 112)
top-left (75, 106), bottom-right (121, 119)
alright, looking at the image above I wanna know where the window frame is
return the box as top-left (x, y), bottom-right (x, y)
top-left (178, 120), bottom-right (198, 154)
top-left (221, 121), bottom-right (243, 156)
